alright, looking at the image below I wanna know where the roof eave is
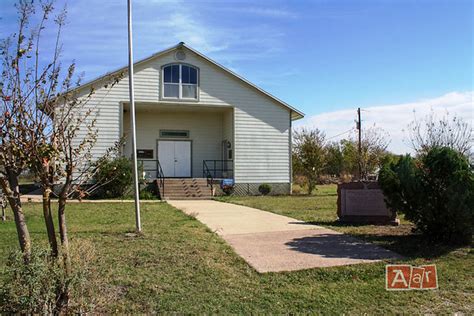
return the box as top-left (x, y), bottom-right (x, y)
top-left (291, 111), bottom-right (304, 121)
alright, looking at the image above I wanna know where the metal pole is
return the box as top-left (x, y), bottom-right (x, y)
top-left (357, 107), bottom-right (362, 180)
top-left (127, 0), bottom-right (141, 232)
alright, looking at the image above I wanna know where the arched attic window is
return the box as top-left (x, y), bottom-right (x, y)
top-left (162, 64), bottom-right (198, 100)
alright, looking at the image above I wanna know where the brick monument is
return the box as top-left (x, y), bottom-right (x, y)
top-left (337, 181), bottom-right (399, 225)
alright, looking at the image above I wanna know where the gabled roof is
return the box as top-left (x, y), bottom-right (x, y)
top-left (74, 42), bottom-right (304, 120)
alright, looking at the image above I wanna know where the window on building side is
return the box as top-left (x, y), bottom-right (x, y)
top-left (163, 64), bottom-right (198, 99)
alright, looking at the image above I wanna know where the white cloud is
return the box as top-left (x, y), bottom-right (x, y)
top-left (132, 0), bottom-right (288, 60)
top-left (56, 0), bottom-right (290, 80)
top-left (295, 91), bottom-right (473, 154)
top-left (136, 12), bottom-right (230, 54)
top-left (216, 7), bottom-right (297, 18)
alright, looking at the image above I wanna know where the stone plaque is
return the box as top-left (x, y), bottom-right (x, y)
top-left (337, 181), bottom-right (399, 225)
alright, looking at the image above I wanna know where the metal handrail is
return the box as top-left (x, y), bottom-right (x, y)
top-left (202, 160), bottom-right (234, 179)
top-left (202, 159), bottom-right (234, 193)
top-left (156, 159), bottom-right (165, 198)
top-left (138, 159), bottom-right (165, 198)
top-left (202, 160), bottom-right (214, 192)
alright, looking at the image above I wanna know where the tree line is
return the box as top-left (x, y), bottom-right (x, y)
top-left (292, 126), bottom-right (394, 194)
top-left (292, 111), bottom-right (472, 195)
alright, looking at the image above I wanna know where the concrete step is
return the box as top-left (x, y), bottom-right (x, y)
top-left (164, 192), bottom-right (211, 197)
top-left (157, 178), bottom-right (213, 200)
top-left (163, 184), bottom-right (208, 189)
top-left (164, 194), bottom-right (212, 200)
top-left (165, 182), bottom-right (207, 186)
top-left (164, 178), bottom-right (207, 181)
top-left (162, 192), bottom-right (210, 196)
top-left (164, 185), bottom-right (207, 189)
top-left (163, 188), bottom-right (210, 194)
top-left (164, 196), bottom-right (211, 200)
top-left (163, 186), bottom-right (209, 190)
top-left (164, 183), bottom-right (208, 186)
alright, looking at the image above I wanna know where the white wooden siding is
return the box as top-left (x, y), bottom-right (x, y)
top-left (75, 47), bottom-right (291, 183)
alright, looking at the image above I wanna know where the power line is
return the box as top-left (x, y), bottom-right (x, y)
top-left (326, 128), bottom-right (353, 140)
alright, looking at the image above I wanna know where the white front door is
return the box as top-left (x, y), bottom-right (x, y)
top-left (158, 140), bottom-right (191, 177)
top-left (158, 141), bottom-right (175, 177)
top-left (174, 141), bottom-right (191, 177)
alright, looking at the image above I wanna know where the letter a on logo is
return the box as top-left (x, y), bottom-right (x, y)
top-left (386, 265), bottom-right (411, 290)
top-left (409, 267), bottom-right (425, 289)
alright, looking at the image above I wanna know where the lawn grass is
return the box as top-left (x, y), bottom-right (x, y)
top-left (0, 188), bottom-right (472, 313)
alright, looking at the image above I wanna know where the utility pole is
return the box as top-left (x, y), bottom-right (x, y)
top-left (356, 107), bottom-right (362, 180)
top-left (127, 0), bottom-right (141, 232)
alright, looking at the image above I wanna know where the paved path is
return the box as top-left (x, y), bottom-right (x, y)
top-left (167, 200), bottom-right (401, 273)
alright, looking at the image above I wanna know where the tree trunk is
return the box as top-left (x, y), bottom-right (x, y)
top-left (42, 187), bottom-right (58, 257)
top-left (58, 193), bottom-right (71, 274)
top-left (1, 199), bottom-right (5, 222)
top-left (56, 191), bottom-right (71, 312)
top-left (0, 173), bottom-right (31, 260)
top-left (307, 179), bottom-right (315, 195)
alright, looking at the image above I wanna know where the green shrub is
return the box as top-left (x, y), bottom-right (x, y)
top-left (140, 187), bottom-right (158, 200)
top-left (258, 183), bottom-right (272, 195)
top-left (379, 147), bottom-right (474, 244)
top-left (0, 248), bottom-right (60, 313)
top-left (0, 241), bottom-right (101, 314)
top-left (92, 157), bottom-right (133, 198)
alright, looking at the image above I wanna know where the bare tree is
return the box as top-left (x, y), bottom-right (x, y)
top-left (358, 125), bottom-right (390, 179)
top-left (407, 110), bottom-right (472, 156)
top-left (293, 128), bottom-right (327, 194)
top-left (51, 83), bottom-right (122, 276)
top-left (342, 126), bottom-right (390, 180)
top-left (1, 1), bottom-right (122, 310)
top-left (29, 52), bottom-right (121, 314)
top-left (1, 0), bottom-right (70, 260)
top-left (0, 1), bottom-right (40, 260)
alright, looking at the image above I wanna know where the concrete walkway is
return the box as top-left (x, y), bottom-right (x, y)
top-left (167, 200), bottom-right (401, 273)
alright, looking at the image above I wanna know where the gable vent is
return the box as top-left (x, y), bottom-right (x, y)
top-left (174, 50), bottom-right (186, 61)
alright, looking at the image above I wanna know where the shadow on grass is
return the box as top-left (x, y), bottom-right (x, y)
top-left (294, 220), bottom-right (371, 228)
top-left (291, 220), bottom-right (465, 259)
top-left (285, 233), bottom-right (401, 261)
top-left (351, 234), bottom-right (466, 259)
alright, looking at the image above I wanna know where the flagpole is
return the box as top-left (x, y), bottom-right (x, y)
top-left (127, 0), bottom-right (141, 232)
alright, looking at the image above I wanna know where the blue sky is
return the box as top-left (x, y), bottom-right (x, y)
top-left (1, 0), bottom-right (472, 152)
